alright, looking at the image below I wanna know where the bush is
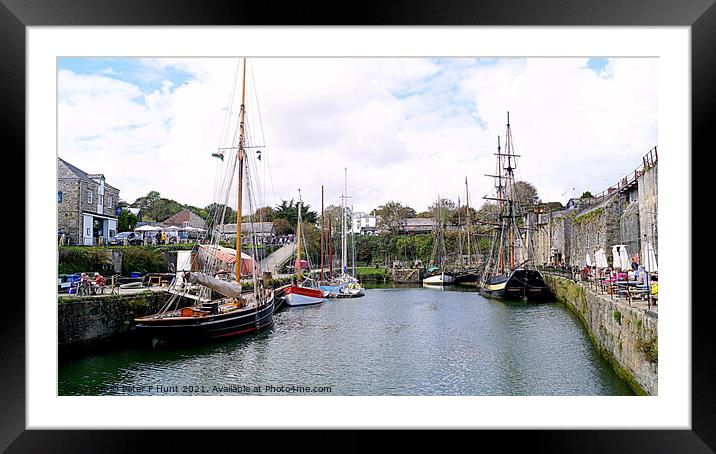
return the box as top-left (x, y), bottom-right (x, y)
top-left (355, 266), bottom-right (388, 281)
top-left (613, 309), bottom-right (622, 325)
top-left (121, 247), bottom-right (168, 275)
top-left (58, 247), bottom-right (113, 275)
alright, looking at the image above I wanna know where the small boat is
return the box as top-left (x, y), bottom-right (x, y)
top-left (335, 274), bottom-right (365, 297)
top-left (319, 284), bottom-right (341, 298)
top-left (284, 280), bottom-right (325, 306)
top-left (422, 197), bottom-right (455, 287)
top-left (422, 271), bottom-right (455, 285)
top-left (337, 169), bottom-right (366, 298)
top-left (284, 195), bottom-right (325, 307)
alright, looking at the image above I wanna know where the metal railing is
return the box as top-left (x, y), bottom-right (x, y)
top-left (541, 266), bottom-right (657, 313)
top-left (592, 146), bottom-right (658, 202)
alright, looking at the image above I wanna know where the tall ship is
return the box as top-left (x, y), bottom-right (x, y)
top-left (478, 112), bottom-right (552, 302)
top-left (134, 58), bottom-right (275, 342)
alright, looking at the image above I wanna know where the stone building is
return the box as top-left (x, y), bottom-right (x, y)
top-left (531, 152), bottom-right (658, 268)
top-left (57, 157), bottom-right (121, 245)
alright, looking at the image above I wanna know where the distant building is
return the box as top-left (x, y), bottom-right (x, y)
top-left (161, 209), bottom-right (208, 230)
top-left (217, 222), bottom-right (275, 242)
top-left (351, 212), bottom-right (378, 235)
top-left (57, 157), bottom-right (121, 245)
top-left (399, 217), bottom-right (435, 234)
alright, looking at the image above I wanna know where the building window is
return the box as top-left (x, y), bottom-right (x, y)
top-left (108, 195), bottom-right (113, 208)
top-left (99, 194), bottom-right (104, 206)
top-left (57, 191), bottom-right (62, 203)
top-left (88, 191), bottom-right (93, 204)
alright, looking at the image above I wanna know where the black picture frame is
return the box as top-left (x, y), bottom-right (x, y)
top-left (5, 0), bottom-right (711, 451)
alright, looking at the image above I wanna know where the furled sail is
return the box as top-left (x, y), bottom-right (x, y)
top-left (186, 272), bottom-right (242, 298)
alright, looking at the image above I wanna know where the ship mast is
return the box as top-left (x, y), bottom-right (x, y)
top-left (341, 168), bottom-right (348, 275)
top-left (465, 177), bottom-right (472, 268)
top-left (497, 135), bottom-right (504, 275)
top-left (506, 112), bottom-right (514, 271)
top-left (328, 217), bottom-right (333, 277)
top-left (297, 190), bottom-right (303, 282)
top-left (320, 185), bottom-right (325, 282)
top-left (235, 58), bottom-right (247, 284)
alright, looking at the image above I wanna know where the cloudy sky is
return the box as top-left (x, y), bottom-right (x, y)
top-left (57, 57), bottom-right (657, 214)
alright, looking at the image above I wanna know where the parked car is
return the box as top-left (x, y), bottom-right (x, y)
top-left (108, 231), bottom-right (142, 246)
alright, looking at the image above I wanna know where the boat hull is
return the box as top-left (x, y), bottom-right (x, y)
top-left (284, 286), bottom-right (325, 306)
top-left (453, 271), bottom-right (479, 284)
top-left (134, 296), bottom-right (275, 343)
top-left (319, 285), bottom-right (341, 298)
top-left (480, 269), bottom-right (553, 302)
top-left (422, 272), bottom-right (455, 285)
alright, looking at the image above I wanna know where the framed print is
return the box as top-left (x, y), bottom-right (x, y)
top-left (5, 0), bottom-right (712, 451)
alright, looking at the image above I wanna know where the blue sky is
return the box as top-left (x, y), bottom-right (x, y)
top-left (58, 58), bottom-right (194, 93)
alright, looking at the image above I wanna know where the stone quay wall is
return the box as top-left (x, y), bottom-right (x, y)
top-left (544, 274), bottom-right (658, 395)
top-left (58, 291), bottom-right (171, 349)
top-left (533, 161), bottom-right (657, 267)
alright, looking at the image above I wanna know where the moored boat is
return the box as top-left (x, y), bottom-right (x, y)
top-left (477, 112), bottom-right (552, 302)
top-left (284, 194), bottom-right (325, 307)
top-left (285, 282), bottom-right (325, 306)
top-left (133, 58), bottom-right (277, 342)
top-left (422, 271), bottom-right (455, 285)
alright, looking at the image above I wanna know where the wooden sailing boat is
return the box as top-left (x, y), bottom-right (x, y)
top-left (452, 178), bottom-right (481, 284)
top-left (134, 58), bottom-right (275, 342)
top-left (478, 112), bottom-right (551, 301)
top-left (423, 195), bottom-right (456, 286)
top-left (284, 191), bottom-right (325, 306)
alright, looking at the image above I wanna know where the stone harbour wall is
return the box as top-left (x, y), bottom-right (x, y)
top-left (544, 274), bottom-right (658, 395)
top-left (58, 291), bottom-right (171, 349)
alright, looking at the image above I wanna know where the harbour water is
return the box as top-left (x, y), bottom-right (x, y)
top-left (58, 284), bottom-right (634, 396)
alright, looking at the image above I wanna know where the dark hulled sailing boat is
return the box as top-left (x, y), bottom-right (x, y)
top-left (478, 112), bottom-right (552, 301)
top-left (133, 58), bottom-right (275, 342)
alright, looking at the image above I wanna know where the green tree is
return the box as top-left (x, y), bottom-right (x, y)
top-left (580, 191), bottom-right (594, 199)
top-left (273, 218), bottom-right (293, 235)
top-left (117, 210), bottom-right (138, 232)
top-left (428, 198), bottom-right (456, 224)
top-left (254, 206), bottom-right (275, 222)
top-left (477, 203), bottom-right (499, 223)
top-left (274, 199), bottom-right (318, 228)
top-left (513, 181), bottom-right (540, 212)
top-left (374, 201), bottom-right (416, 233)
top-left (204, 203), bottom-right (236, 224)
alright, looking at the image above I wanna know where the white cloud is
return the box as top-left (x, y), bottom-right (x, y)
top-left (57, 57), bottom-right (657, 215)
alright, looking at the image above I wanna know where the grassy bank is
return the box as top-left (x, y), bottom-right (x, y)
top-left (354, 266), bottom-right (389, 281)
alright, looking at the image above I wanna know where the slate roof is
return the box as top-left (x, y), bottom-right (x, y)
top-left (161, 209), bottom-right (208, 229)
top-left (58, 157), bottom-right (119, 191)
